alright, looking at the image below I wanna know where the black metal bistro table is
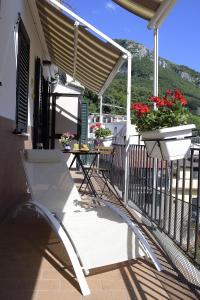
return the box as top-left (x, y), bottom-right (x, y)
top-left (63, 149), bottom-right (99, 197)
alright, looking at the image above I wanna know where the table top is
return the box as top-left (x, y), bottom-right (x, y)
top-left (62, 149), bottom-right (99, 155)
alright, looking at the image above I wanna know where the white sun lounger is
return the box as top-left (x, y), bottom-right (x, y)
top-left (19, 149), bottom-right (162, 296)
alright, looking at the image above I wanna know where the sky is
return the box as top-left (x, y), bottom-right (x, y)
top-left (64, 0), bottom-right (200, 72)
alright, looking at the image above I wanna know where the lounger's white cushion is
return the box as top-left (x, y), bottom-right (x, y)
top-left (25, 150), bottom-right (61, 163)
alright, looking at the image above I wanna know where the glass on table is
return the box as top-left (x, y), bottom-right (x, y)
top-left (73, 143), bottom-right (79, 151)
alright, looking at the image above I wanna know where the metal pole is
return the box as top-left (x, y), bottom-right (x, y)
top-left (154, 28), bottom-right (159, 97)
top-left (124, 54), bottom-right (132, 204)
top-left (99, 95), bottom-right (103, 124)
top-left (153, 28), bottom-right (159, 218)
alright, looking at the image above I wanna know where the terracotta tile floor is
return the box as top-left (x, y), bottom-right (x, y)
top-left (0, 170), bottom-right (199, 300)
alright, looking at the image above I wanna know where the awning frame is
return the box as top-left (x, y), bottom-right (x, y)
top-left (73, 21), bottom-right (79, 80)
top-left (35, 0), bottom-right (132, 95)
top-left (98, 54), bottom-right (127, 97)
top-left (47, 0), bottom-right (131, 58)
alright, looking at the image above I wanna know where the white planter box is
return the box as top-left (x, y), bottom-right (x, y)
top-left (141, 124), bottom-right (195, 161)
top-left (102, 136), bottom-right (113, 147)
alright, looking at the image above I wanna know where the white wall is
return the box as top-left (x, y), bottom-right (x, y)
top-left (53, 83), bottom-right (83, 149)
top-left (114, 124), bottom-right (141, 145)
top-left (105, 122), bottom-right (125, 136)
top-left (54, 84), bottom-right (81, 135)
top-left (0, 0), bottom-right (45, 126)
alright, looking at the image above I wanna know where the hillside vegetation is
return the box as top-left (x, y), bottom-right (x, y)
top-left (84, 39), bottom-right (200, 124)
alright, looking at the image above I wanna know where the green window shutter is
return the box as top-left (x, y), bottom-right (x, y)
top-left (15, 18), bottom-right (30, 133)
top-left (81, 102), bottom-right (88, 143)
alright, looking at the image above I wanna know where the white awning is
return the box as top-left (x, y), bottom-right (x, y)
top-left (36, 0), bottom-right (126, 95)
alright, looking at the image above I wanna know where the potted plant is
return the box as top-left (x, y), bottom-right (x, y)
top-left (131, 89), bottom-right (195, 161)
top-left (59, 132), bottom-right (75, 151)
top-left (91, 124), bottom-right (112, 146)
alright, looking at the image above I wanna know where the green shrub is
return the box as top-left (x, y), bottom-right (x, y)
top-left (95, 128), bottom-right (112, 139)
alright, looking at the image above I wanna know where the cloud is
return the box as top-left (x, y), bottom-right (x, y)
top-left (105, 1), bottom-right (116, 11)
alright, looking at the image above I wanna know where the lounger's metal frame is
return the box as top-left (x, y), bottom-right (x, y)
top-left (100, 199), bottom-right (163, 272)
top-left (15, 200), bottom-right (91, 296)
top-left (14, 197), bottom-right (163, 296)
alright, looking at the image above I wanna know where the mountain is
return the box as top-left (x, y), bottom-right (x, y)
top-left (116, 39), bottom-right (200, 89)
top-left (84, 39), bottom-right (200, 119)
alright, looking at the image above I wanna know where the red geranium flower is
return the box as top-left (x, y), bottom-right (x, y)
top-left (174, 89), bottom-right (183, 100)
top-left (165, 89), bottom-right (171, 96)
top-left (150, 96), bottom-right (161, 104)
top-left (131, 88), bottom-right (189, 132)
top-left (179, 97), bottom-right (187, 106)
top-left (173, 89), bottom-right (187, 106)
top-left (140, 105), bottom-right (150, 113)
top-left (131, 102), bottom-right (143, 111)
top-left (131, 103), bottom-right (150, 117)
top-left (164, 99), bottom-right (173, 107)
top-left (90, 123), bottom-right (102, 129)
top-left (157, 99), bottom-right (165, 107)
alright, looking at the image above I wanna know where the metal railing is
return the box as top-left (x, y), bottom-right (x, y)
top-left (108, 144), bottom-right (200, 266)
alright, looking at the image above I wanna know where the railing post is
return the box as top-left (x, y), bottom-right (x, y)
top-left (124, 54), bottom-right (132, 204)
top-left (99, 95), bottom-right (103, 124)
top-left (152, 27), bottom-right (159, 219)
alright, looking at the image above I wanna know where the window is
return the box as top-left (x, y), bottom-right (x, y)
top-left (15, 18), bottom-right (30, 133)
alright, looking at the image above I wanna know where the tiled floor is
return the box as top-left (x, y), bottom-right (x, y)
top-left (0, 170), bottom-right (199, 300)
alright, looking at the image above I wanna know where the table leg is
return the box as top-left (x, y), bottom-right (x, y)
top-left (69, 155), bottom-right (76, 170)
top-left (78, 154), bottom-right (98, 197)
